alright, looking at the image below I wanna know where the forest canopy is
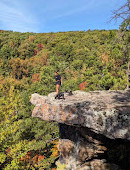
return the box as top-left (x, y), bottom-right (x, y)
top-left (0, 29), bottom-right (129, 169)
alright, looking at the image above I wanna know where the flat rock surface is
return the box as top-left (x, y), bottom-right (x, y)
top-left (31, 90), bottom-right (130, 140)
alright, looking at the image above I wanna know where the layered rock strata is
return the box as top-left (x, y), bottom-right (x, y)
top-left (31, 90), bottom-right (130, 170)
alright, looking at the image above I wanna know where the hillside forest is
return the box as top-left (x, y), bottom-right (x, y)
top-left (0, 29), bottom-right (129, 169)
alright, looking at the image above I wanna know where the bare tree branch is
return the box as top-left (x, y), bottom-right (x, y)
top-left (109, 0), bottom-right (130, 29)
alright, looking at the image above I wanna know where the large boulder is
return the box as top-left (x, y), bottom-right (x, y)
top-left (31, 90), bottom-right (130, 140)
top-left (31, 90), bottom-right (130, 170)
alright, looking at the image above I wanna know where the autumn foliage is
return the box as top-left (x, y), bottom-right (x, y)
top-left (37, 43), bottom-right (44, 52)
top-left (0, 29), bottom-right (129, 169)
top-left (79, 82), bottom-right (88, 90)
top-left (100, 53), bottom-right (109, 64)
top-left (32, 73), bottom-right (40, 83)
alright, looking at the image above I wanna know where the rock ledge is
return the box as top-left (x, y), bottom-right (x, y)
top-left (31, 90), bottom-right (130, 140)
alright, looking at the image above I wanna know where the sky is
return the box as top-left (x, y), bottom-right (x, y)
top-left (0, 0), bottom-right (127, 33)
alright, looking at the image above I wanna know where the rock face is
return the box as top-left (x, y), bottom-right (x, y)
top-left (31, 90), bottom-right (130, 170)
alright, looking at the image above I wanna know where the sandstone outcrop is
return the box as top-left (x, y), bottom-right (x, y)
top-left (31, 90), bottom-right (130, 170)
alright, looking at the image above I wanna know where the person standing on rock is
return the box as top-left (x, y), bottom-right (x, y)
top-left (54, 71), bottom-right (62, 99)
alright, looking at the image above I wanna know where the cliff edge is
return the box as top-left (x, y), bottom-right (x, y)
top-left (31, 90), bottom-right (130, 140)
top-left (31, 90), bottom-right (130, 170)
